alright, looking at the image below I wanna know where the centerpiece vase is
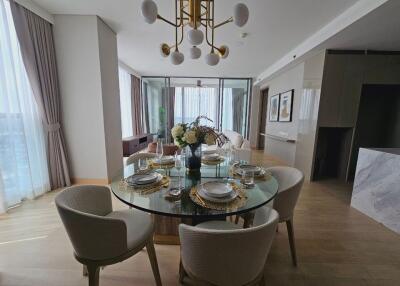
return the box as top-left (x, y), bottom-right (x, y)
top-left (185, 144), bottom-right (202, 171)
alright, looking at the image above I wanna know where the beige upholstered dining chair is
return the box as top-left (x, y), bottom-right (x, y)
top-left (256, 166), bottom-right (304, 266)
top-left (55, 185), bottom-right (162, 286)
top-left (179, 208), bottom-right (279, 286)
top-left (126, 152), bottom-right (157, 166)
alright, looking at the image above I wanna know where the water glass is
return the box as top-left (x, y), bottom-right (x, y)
top-left (138, 158), bottom-right (148, 171)
top-left (242, 170), bottom-right (254, 186)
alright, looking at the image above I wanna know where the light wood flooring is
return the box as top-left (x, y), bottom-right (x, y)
top-left (0, 151), bottom-right (399, 286)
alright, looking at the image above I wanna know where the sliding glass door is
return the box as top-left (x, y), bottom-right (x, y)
top-left (220, 79), bottom-right (251, 138)
top-left (142, 77), bottom-right (172, 142)
top-left (141, 77), bottom-right (252, 142)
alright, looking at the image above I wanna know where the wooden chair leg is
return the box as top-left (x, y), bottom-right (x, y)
top-left (83, 265), bottom-right (88, 276)
top-left (286, 218), bottom-right (297, 266)
top-left (146, 239), bottom-right (162, 286)
top-left (87, 264), bottom-right (100, 286)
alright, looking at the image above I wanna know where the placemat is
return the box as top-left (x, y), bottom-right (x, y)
top-left (229, 166), bottom-right (272, 181)
top-left (189, 183), bottom-right (247, 211)
top-left (119, 175), bottom-right (170, 195)
top-left (202, 157), bottom-right (225, 165)
top-left (149, 160), bottom-right (175, 169)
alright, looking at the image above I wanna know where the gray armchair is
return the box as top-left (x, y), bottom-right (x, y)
top-left (55, 185), bottom-right (162, 286)
top-left (246, 166), bottom-right (304, 266)
top-left (179, 209), bottom-right (279, 286)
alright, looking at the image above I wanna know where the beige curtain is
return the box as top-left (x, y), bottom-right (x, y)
top-left (131, 75), bottom-right (144, 135)
top-left (10, 0), bottom-right (71, 188)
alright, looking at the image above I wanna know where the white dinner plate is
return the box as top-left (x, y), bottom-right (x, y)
top-left (198, 186), bottom-right (237, 203)
top-left (126, 172), bottom-right (162, 186)
top-left (200, 181), bottom-right (233, 198)
top-left (202, 153), bottom-right (221, 161)
top-left (153, 156), bottom-right (174, 164)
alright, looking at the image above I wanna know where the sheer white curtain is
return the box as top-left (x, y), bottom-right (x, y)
top-left (174, 87), bottom-right (218, 128)
top-left (118, 67), bottom-right (133, 138)
top-left (0, 0), bottom-right (50, 213)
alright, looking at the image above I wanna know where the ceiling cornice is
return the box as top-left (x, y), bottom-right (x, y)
top-left (254, 0), bottom-right (389, 85)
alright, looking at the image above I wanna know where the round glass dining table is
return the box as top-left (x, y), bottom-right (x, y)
top-left (110, 158), bottom-right (279, 219)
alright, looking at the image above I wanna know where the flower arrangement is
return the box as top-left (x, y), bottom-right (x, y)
top-left (171, 116), bottom-right (227, 170)
top-left (171, 116), bottom-right (226, 148)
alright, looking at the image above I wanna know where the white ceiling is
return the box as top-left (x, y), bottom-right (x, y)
top-left (32, 0), bottom-right (365, 77)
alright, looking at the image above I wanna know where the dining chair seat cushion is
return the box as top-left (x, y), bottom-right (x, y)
top-left (196, 220), bottom-right (241, 230)
top-left (106, 209), bottom-right (153, 250)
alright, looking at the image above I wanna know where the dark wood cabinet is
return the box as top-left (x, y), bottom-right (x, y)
top-left (122, 134), bottom-right (153, 156)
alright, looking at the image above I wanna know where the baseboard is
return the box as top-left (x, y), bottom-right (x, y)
top-left (71, 178), bottom-right (110, 185)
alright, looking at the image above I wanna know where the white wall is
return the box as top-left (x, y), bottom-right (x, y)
top-left (258, 63), bottom-right (305, 165)
top-left (97, 18), bottom-right (123, 179)
top-left (54, 15), bottom-right (122, 181)
top-left (294, 51), bottom-right (325, 180)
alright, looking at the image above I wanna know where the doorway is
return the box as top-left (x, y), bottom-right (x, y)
top-left (258, 88), bottom-right (268, 150)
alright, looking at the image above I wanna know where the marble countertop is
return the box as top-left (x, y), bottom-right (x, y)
top-left (351, 148), bottom-right (400, 234)
top-left (364, 148), bottom-right (400, 155)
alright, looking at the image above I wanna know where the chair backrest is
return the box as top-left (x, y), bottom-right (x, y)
top-left (241, 139), bottom-right (251, 149)
top-left (267, 166), bottom-right (304, 221)
top-left (179, 209), bottom-right (279, 286)
top-left (223, 130), bottom-right (244, 148)
top-left (126, 152), bottom-right (157, 166)
top-left (55, 185), bottom-right (127, 260)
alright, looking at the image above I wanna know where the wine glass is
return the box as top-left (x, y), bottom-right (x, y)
top-left (156, 139), bottom-right (164, 167)
top-left (169, 152), bottom-right (183, 197)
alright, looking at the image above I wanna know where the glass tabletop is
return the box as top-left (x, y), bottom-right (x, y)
top-left (110, 159), bottom-right (278, 219)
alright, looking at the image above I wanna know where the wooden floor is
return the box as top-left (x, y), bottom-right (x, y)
top-left (0, 151), bottom-right (399, 286)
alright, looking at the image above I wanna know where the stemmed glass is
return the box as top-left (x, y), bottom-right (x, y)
top-left (156, 139), bottom-right (164, 167)
top-left (169, 152), bottom-right (184, 197)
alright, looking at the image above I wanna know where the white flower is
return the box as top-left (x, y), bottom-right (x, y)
top-left (171, 124), bottom-right (184, 138)
top-left (174, 140), bottom-right (183, 148)
top-left (183, 130), bottom-right (197, 144)
top-left (204, 133), bottom-right (216, 146)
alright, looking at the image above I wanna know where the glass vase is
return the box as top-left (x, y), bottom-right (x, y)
top-left (185, 144), bottom-right (202, 171)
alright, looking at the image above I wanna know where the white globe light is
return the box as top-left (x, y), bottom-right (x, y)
top-left (141, 0), bottom-right (158, 24)
top-left (170, 50), bottom-right (184, 65)
top-left (220, 45), bottom-right (229, 59)
top-left (187, 29), bottom-right (204, 46)
top-left (233, 3), bottom-right (249, 27)
top-left (189, 46), bottom-right (201, 59)
top-left (205, 52), bottom-right (220, 66)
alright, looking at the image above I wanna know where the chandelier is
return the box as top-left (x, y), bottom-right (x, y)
top-left (141, 0), bottom-right (249, 66)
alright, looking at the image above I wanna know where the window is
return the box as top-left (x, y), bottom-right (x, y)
top-left (118, 67), bottom-right (133, 138)
top-left (0, 0), bottom-right (49, 213)
top-left (174, 87), bottom-right (218, 128)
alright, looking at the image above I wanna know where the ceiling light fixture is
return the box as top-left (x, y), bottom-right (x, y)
top-left (141, 0), bottom-right (249, 66)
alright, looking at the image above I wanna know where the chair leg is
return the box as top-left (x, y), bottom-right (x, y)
top-left (259, 274), bottom-right (266, 286)
top-left (286, 218), bottom-right (297, 266)
top-left (87, 264), bottom-right (100, 286)
top-left (146, 238), bottom-right (162, 286)
top-left (83, 265), bottom-right (88, 276)
top-left (234, 215), bottom-right (240, 224)
top-left (179, 259), bottom-right (186, 284)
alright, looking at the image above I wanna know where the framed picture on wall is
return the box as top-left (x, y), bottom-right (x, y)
top-left (279, 89), bottom-right (294, 122)
top-left (269, 94), bottom-right (280, 121)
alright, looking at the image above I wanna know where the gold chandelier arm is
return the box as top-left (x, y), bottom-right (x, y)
top-left (206, 0), bottom-right (212, 28)
top-left (213, 16), bottom-right (233, 29)
top-left (157, 14), bottom-right (179, 27)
